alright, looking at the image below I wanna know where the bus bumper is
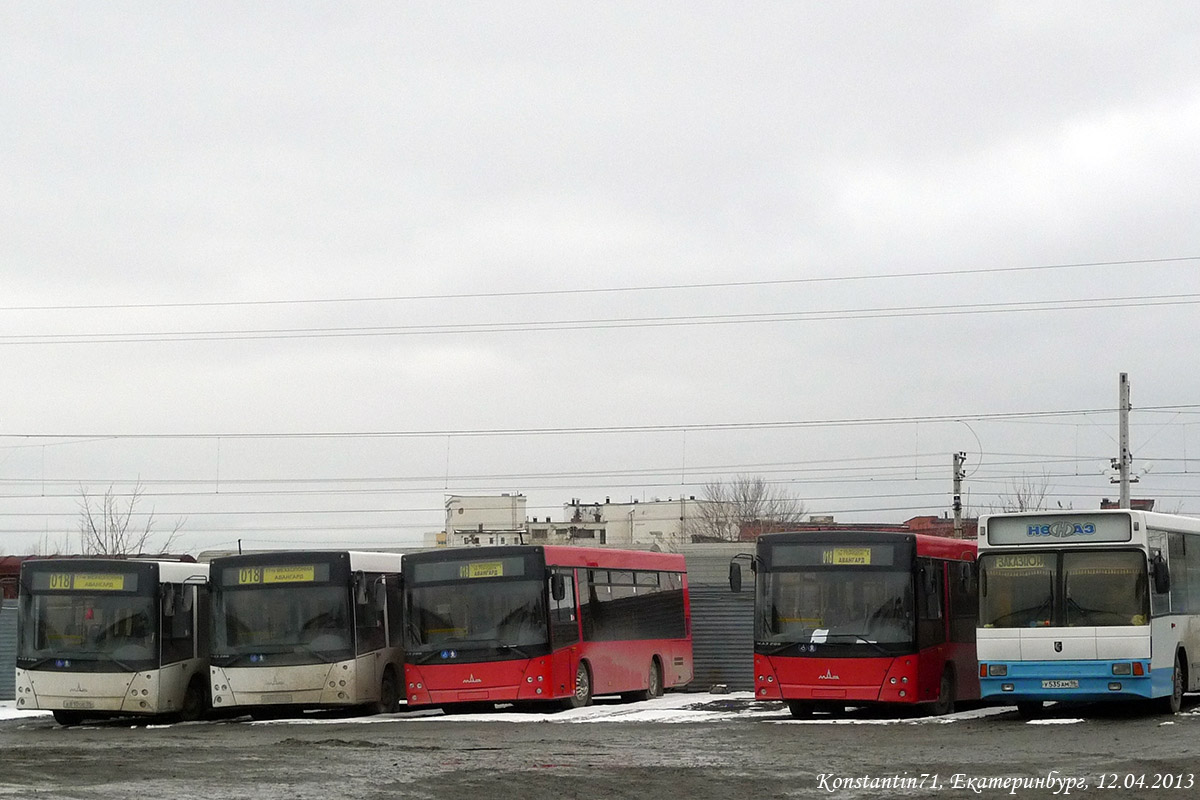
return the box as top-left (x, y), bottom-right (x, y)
top-left (405, 659), bottom-right (553, 707)
top-left (14, 668), bottom-right (160, 715)
top-left (979, 660), bottom-right (1158, 703)
top-left (210, 661), bottom-right (358, 710)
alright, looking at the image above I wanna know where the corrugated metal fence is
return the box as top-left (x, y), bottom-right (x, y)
top-left (688, 587), bottom-right (754, 692)
top-left (0, 600), bottom-right (16, 700)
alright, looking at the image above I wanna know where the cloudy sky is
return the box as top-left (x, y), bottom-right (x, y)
top-left (3, 2), bottom-right (1199, 555)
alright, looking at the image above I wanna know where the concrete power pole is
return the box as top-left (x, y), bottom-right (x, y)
top-left (1111, 372), bottom-right (1135, 509)
top-left (953, 452), bottom-right (967, 538)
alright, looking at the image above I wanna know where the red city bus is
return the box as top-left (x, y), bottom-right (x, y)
top-left (731, 530), bottom-right (977, 718)
top-left (402, 546), bottom-right (693, 711)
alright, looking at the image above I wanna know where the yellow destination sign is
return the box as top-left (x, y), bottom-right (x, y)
top-left (264, 565), bottom-right (316, 584)
top-left (459, 561), bottom-right (504, 579)
top-left (993, 554), bottom-right (1048, 570)
top-left (237, 565), bottom-right (317, 584)
top-left (822, 548), bottom-right (871, 566)
top-left (50, 573), bottom-right (127, 591)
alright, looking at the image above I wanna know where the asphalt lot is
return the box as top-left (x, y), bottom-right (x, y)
top-left (3, 694), bottom-right (1199, 799)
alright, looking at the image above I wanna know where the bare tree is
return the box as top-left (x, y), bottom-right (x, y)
top-left (77, 483), bottom-right (184, 555)
top-left (987, 473), bottom-right (1057, 513)
top-left (688, 474), bottom-right (808, 542)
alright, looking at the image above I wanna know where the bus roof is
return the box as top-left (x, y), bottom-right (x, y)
top-left (209, 550), bottom-right (403, 573)
top-left (403, 545), bottom-right (686, 572)
top-left (756, 529), bottom-right (976, 561)
top-left (20, 557), bottom-right (208, 584)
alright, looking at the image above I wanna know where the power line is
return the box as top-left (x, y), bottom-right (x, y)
top-left (3, 256), bottom-right (1195, 313)
top-left (4, 292), bottom-right (1200, 345)
top-left (5, 404), bottom-right (1199, 440)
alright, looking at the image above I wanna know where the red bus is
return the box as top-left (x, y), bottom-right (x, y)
top-left (730, 530), bottom-right (977, 718)
top-left (402, 546), bottom-right (693, 711)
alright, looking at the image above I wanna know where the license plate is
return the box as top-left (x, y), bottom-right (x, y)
top-left (62, 699), bottom-right (95, 709)
top-left (1041, 679), bottom-right (1079, 689)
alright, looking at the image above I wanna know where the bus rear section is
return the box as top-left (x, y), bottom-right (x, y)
top-left (15, 558), bottom-right (210, 726)
top-left (208, 551), bottom-right (404, 718)
top-left (735, 531), bottom-right (978, 718)
top-left (402, 546), bottom-right (692, 711)
top-left (976, 510), bottom-right (1200, 716)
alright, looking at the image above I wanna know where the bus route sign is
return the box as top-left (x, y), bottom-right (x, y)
top-left (822, 548), bottom-right (872, 566)
top-left (459, 561), bottom-right (504, 579)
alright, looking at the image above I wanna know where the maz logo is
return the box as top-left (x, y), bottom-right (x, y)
top-left (462, 674), bottom-right (482, 684)
top-left (817, 669), bottom-right (840, 681)
top-left (68, 683), bottom-right (88, 694)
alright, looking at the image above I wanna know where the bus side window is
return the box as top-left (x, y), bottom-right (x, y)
top-left (161, 584), bottom-right (195, 664)
top-left (917, 559), bottom-right (946, 649)
top-left (549, 569), bottom-right (579, 647)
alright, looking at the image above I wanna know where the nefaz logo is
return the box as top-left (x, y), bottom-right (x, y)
top-left (1027, 521), bottom-right (1096, 538)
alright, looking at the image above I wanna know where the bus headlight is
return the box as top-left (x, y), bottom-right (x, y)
top-left (988, 664), bottom-right (1008, 677)
top-left (1111, 663), bottom-right (1132, 676)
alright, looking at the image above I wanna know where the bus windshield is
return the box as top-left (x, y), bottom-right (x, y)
top-left (211, 585), bottom-right (353, 664)
top-left (979, 549), bottom-right (1147, 628)
top-left (18, 592), bottom-right (157, 670)
top-left (757, 569), bottom-right (914, 648)
top-left (406, 578), bottom-right (548, 658)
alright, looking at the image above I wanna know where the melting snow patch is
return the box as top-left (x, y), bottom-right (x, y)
top-left (1026, 718), bottom-right (1084, 725)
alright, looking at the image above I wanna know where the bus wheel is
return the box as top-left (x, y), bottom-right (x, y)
top-left (377, 668), bottom-right (399, 715)
top-left (1016, 701), bottom-right (1042, 719)
top-left (930, 670), bottom-right (955, 717)
top-left (52, 710), bottom-right (84, 727)
top-left (787, 701), bottom-right (814, 719)
top-left (1158, 652), bottom-right (1185, 715)
top-left (180, 678), bottom-right (208, 722)
top-left (623, 659), bottom-right (663, 702)
top-left (563, 662), bottom-right (593, 709)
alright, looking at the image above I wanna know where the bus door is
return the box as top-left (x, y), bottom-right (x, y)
top-left (354, 576), bottom-right (387, 701)
top-left (916, 559), bottom-right (947, 702)
top-left (548, 568), bottom-right (580, 697)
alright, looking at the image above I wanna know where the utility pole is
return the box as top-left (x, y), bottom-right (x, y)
top-left (952, 452), bottom-right (967, 538)
top-left (1110, 372), bottom-right (1135, 508)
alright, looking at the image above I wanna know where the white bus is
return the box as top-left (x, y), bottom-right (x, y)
top-left (977, 509), bottom-right (1200, 716)
top-left (14, 557), bottom-right (210, 726)
top-left (208, 551), bottom-right (403, 718)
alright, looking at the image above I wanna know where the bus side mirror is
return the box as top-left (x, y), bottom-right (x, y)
top-left (1152, 553), bottom-right (1171, 594)
top-left (354, 571), bottom-right (368, 605)
top-left (980, 570), bottom-right (988, 597)
top-left (550, 573), bottom-right (566, 602)
top-left (729, 562), bottom-right (742, 593)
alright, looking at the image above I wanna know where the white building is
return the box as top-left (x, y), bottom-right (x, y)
top-left (440, 493), bottom-right (528, 547)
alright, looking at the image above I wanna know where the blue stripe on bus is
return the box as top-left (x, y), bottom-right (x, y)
top-left (979, 660), bottom-right (1168, 703)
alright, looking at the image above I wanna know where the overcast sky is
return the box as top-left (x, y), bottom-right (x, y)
top-left (3, 2), bottom-right (1199, 555)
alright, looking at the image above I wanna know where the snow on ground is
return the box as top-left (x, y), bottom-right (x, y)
top-left (0, 702), bottom-right (50, 721)
top-left (2, 694), bottom-right (1021, 727)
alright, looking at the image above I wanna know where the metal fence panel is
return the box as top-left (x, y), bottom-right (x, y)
top-left (687, 587), bottom-right (754, 692)
top-left (0, 600), bottom-right (16, 700)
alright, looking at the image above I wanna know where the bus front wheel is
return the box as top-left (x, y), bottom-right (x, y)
top-left (1157, 652), bottom-right (1185, 715)
top-left (930, 670), bottom-right (955, 717)
top-left (563, 662), bottom-right (593, 709)
top-left (1016, 701), bottom-right (1042, 719)
top-left (179, 678), bottom-right (208, 722)
top-left (787, 701), bottom-right (814, 719)
top-left (377, 668), bottom-right (400, 715)
top-left (52, 710), bottom-right (84, 727)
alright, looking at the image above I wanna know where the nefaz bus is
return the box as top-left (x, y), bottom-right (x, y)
top-left (402, 546), bottom-right (692, 711)
top-left (15, 557), bottom-right (210, 726)
top-left (977, 510), bottom-right (1200, 716)
top-left (208, 551), bottom-right (404, 718)
top-left (731, 530), bottom-right (978, 718)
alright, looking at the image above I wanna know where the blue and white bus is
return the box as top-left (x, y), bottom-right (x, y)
top-left (977, 509), bottom-right (1200, 716)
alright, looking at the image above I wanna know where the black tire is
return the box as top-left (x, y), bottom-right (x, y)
top-left (563, 661), bottom-right (593, 709)
top-left (1016, 701), bottom-right (1043, 719)
top-left (930, 670), bottom-right (955, 717)
top-left (52, 710), bottom-right (84, 727)
top-left (376, 668), bottom-right (399, 715)
top-left (179, 678), bottom-right (208, 722)
top-left (787, 701), bottom-right (814, 719)
top-left (1158, 651), bottom-right (1185, 715)
top-left (623, 660), bottom-right (664, 703)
